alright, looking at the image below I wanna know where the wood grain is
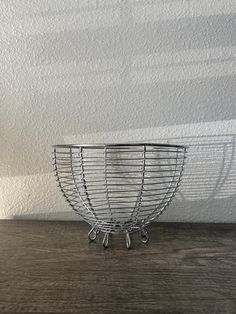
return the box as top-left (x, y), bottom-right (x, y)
top-left (0, 221), bottom-right (235, 314)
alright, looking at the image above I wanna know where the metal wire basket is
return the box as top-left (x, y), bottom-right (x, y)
top-left (53, 143), bottom-right (187, 248)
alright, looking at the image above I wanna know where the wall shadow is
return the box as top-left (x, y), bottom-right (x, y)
top-left (155, 134), bottom-right (236, 221)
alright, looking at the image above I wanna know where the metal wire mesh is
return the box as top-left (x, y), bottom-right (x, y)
top-left (53, 143), bottom-right (187, 248)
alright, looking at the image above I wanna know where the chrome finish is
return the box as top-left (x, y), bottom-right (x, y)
top-left (140, 228), bottom-right (149, 244)
top-left (102, 232), bottom-right (110, 248)
top-left (125, 231), bottom-right (131, 249)
top-left (88, 226), bottom-right (99, 241)
top-left (53, 143), bottom-right (187, 248)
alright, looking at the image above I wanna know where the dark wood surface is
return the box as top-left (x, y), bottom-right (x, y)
top-left (0, 221), bottom-right (236, 314)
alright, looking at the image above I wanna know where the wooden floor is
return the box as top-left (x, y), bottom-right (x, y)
top-left (0, 221), bottom-right (236, 314)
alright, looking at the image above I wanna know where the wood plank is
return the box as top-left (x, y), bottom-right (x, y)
top-left (0, 221), bottom-right (235, 313)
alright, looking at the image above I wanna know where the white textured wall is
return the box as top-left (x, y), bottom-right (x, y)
top-left (0, 0), bottom-right (235, 222)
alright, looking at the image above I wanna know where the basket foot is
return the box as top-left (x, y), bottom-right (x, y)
top-left (140, 228), bottom-right (149, 244)
top-left (102, 232), bottom-right (110, 248)
top-left (125, 231), bottom-right (131, 249)
top-left (89, 228), bottom-right (149, 248)
top-left (88, 226), bottom-right (99, 241)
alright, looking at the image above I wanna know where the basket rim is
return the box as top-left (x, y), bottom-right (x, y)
top-left (53, 143), bottom-right (187, 149)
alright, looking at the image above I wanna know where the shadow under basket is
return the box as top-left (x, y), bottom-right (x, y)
top-left (53, 143), bottom-right (187, 249)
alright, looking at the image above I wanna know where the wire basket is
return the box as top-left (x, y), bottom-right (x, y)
top-left (53, 143), bottom-right (187, 248)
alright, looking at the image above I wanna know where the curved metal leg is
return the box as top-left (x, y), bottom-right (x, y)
top-left (140, 228), bottom-right (149, 244)
top-left (102, 232), bottom-right (110, 248)
top-left (88, 226), bottom-right (99, 241)
top-left (125, 231), bottom-right (131, 249)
